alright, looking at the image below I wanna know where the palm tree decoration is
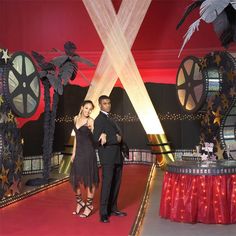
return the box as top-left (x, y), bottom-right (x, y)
top-left (177, 0), bottom-right (236, 57)
top-left (30, 41), bottom-right (94, 184)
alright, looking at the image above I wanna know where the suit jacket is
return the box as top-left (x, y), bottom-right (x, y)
top-left (93, 112), bottom-right (122, 165)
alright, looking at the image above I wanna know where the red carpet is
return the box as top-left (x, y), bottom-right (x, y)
top-left (1, 165), bottom-right (150, 236)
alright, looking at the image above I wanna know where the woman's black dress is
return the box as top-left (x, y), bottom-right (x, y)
top-left (70, 124), bottom-right (99, 191)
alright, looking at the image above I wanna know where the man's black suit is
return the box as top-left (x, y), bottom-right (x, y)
top-left (93, 112), bottom-right (123, 216)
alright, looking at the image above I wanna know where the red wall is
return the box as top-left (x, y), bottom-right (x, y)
top-left (1, 0), bottom-right (233, 83)
top-left (1, 0), bottom-right (236, 126)
top-left (0, 0), bottom-right (227, 51)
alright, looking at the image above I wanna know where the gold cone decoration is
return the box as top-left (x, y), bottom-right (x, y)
top-left (147, 134), bottom-right (174, 168)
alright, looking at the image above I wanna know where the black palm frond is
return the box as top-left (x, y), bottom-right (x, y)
top-left (51, 55), bottom-right (69, 67)
top-left (225, 4), bottom-right (236, 23)
top-left (39, 71), bottom-right (47, 79)
top-left (64, 41), bottom-right (77, 56)
top-left (32, 51), bottom-right (56, 71)
top-left (32, 51), bottom-right (45, 65)
top-left (72, 55), bottom-right (95, 67)
top-left (176, 0), bottom-right (204, 29)
top-left (50, 48), bottom-right (63, 54)
top-left (41, 62), bottom-right (56, 71)
top-left (213, 4), bottom-right (236, 47)
top-left (47, 74), bottom-right (63, 95)
top-left (70, 62), bottom-right (78, 81)
top-left (59, 61), bottom-right (78, 84)
top-left (220, 27), bottom-right (234, 47)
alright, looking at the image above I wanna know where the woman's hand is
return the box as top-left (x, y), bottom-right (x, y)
top-left (99, 133), bottom-right (107, 146)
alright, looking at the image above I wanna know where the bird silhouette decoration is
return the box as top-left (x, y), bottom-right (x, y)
top-left (177, 0), bottom-right (236, 57)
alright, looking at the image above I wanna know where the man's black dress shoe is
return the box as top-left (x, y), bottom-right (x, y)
top-left (110, 210), bottom-right (127, 216)
top-left (100, 215), bottom-right (110, 223)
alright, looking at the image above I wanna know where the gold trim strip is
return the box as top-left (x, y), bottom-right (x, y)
top-left (0, 177), bottom-right (69, 208)
top-left (129, 163), bottom-right (156, 236)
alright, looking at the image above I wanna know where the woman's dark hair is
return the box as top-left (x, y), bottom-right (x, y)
top-left (81, 100), bottom-right (95, 109)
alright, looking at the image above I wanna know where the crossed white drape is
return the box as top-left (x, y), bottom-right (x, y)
top-left (83, 0), bottom-right (164, 134)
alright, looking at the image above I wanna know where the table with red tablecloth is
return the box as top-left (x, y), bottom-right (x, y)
top-left (159, 160), bottom-right (236, 224)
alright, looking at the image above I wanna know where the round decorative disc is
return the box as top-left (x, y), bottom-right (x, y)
top-left (5, 52), bottom-right (40, 118)
top-left (176, 56), bottom-right (205, 113)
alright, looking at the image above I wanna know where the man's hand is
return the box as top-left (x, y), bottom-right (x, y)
top-left (99, 133), bottom-right (107, 145)
top-left (116, 134), bottom-right (122, 143)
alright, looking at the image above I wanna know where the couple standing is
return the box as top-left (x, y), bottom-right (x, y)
top-left (69, 95), bottom-right (127, 223)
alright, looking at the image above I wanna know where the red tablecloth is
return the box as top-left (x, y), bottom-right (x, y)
top-left (160, 172), bottom-right (236, 224)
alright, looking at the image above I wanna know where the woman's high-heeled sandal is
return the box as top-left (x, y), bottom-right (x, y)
top-left (79, 197), bottom-right (94, 218)
top-left (72, 194), bottom-right (85, 215)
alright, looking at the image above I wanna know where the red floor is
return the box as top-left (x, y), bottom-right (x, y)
top-left (1, 165), bottom-right (151, 236)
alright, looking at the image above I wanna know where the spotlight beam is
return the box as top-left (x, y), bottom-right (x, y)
top-left (85, 0), bottom-right (152, 117)
top-left (83, 0), bottom-right (163, 134)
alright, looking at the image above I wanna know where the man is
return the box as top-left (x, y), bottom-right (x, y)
top-left (93, 95), bottom-right (127, 223)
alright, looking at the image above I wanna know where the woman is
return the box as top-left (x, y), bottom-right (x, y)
top-left (70, 100), bottom-right (102, 218)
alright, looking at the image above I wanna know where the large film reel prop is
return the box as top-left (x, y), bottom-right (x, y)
top-left (220, 97), bottom-right (236, 159)
top-left (176, 56), bottom-right (204, 113)
top-left (198, 51), bottom-right (236, 159)
top-left (0, 132), bottom-right (2, 159)
top-left (3, 52), bottom-right (40, 118)
top-left (176, 56), bottom-right (222, 113)
top-left (0, 50), bottom-right (39, 200)
top-left (218, 51), bottom-right (236, 159)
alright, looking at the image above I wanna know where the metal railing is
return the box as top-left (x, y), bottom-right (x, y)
top-left (23, 149), bottom-right (156, 175)
top-left (23, 153), bottom-right (63, 175)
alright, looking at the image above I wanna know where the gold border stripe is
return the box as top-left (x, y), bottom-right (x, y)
top-left (129, 163), bottom-right (156, 236)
